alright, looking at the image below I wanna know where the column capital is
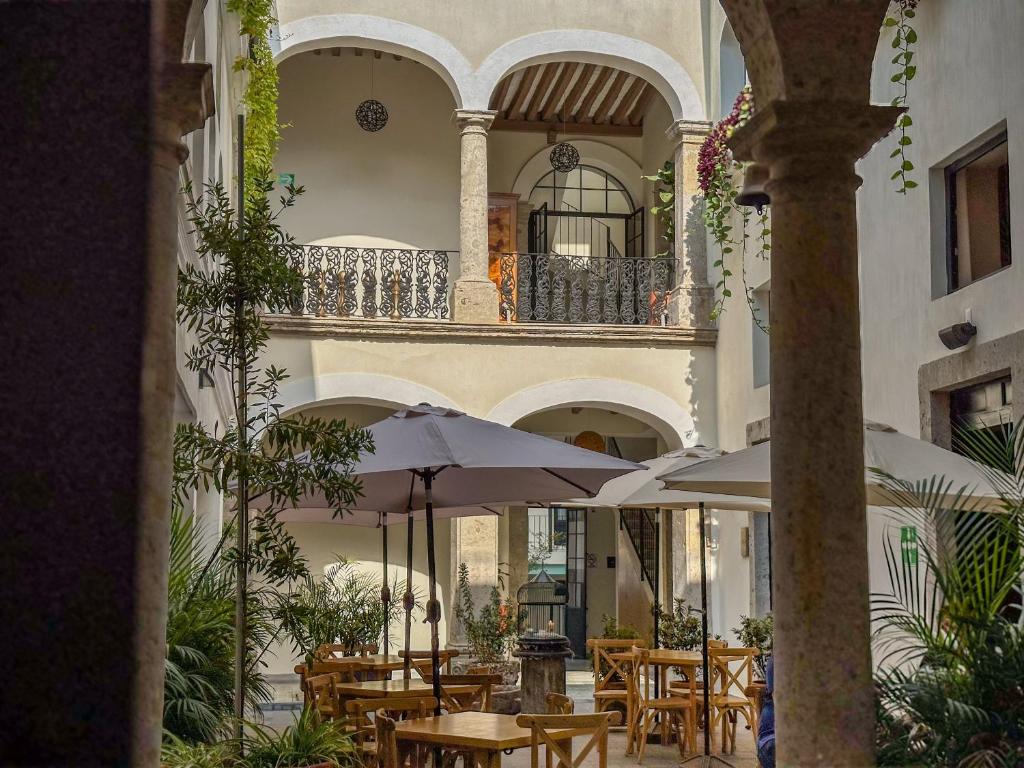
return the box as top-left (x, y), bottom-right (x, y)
top-left (453, 109), bottom-right (497, 134)
top-left (156, 61), bottom-right (214, 164)
top-left (728, 99), bottom-right (902, 165)
top-left (666, 119), bottom-right (713, 145)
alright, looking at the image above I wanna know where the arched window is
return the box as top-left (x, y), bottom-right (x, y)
top-left (529, 165), bottom-right (634, 215)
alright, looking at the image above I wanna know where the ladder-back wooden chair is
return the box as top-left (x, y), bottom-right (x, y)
top-left (437, 673), bottom-right (502, 713)
top-left (709, 647), bottom-right (759, 754)
top-left (345, 696), bottom-right (437, 767)
top-left (628, 646), bottom-right (694, 762)
top-left (516, 712), bottom-right (621, 768)
top-left (587, 638), bottom-right (646, 717)
top-left (401, 649), bottom-right (459, 676)
top-left (304, 672), bottom-right (342, 721)
top-left (546, 692), bottom-right (575, 714)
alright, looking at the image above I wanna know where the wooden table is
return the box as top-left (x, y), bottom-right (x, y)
top-left (394, 711), bottom-right (584, 768)
top-left (317, 653), bottom-right (409, 680)
top-left (333, 678), bottom-right (476, 702)
top-left (608, 649), bottom-right (705, 753)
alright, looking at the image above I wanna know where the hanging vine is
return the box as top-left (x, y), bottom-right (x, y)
top-left (228, 0), bottom-right (282, 203)
top-left (885, 0), bottom-right (921, 194)
top-left (644, 160), bottom-right (675, 258)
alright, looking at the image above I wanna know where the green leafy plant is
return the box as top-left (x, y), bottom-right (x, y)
top-left (644, 161), bottom-right (675, 258)
top-left (174, 178), bottom-right (373, 733)
top-left (654, 598), bottom-right (705, 652)
top-left (228, 0), bottom-right (283, 202)
top-left (161, 733), bottom-right (242, 768)
top-left (164, 507), bottom-right (273, 743)
top-left (872, 419), bottom-right (1024, 766)
top-left (453, 563), bottom-right (517, 665)
top-left (243, 706), bottom-right (359, 768)
top-left (278, 558), bottom-right (415, 667)
top-left (884, 0), bottom-right (921, 194)
top-left (733, 613), bottom-right (773, 679)
top-left (600, 614), bottom-right (641, 641)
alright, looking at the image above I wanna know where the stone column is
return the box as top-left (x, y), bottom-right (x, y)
top-left (729, 100), bottom-right (900, 766)
top-left (452, 109), bottom-right (498, 323)
top-left (665, 120), bottom-right (715, 328)
top-left (448, 516), bottom-right (500, 646)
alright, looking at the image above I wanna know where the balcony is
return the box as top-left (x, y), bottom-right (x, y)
top-left (282, 245), bottom-right (676, 325)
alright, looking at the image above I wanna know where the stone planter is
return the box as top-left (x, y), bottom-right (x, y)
top-left (453, 657), bottom-right (520, 686)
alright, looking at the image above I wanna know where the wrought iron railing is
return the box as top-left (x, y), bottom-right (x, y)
top-left (281, 245), bottom-right (451, 320)
top-left (497, 252), bottom-right (672, 324)
top-left (620, 508), bottom-right (658, 588)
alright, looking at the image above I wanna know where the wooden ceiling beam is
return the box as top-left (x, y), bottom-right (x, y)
top-left (373, 50), bottom-right (382, 59)
top-left (527, 63), bottom-right (560, 120)
top-left (490, 73), bottom-right (513, 114)
top-left (574, 66), bottom-right (612, 123)
top-left (331, 47), bottom-right (342, 57)
top-left (353, 48), bottom-right (362, 56)
top-left (627, 84), bottom-right (656, 126)
top-left (561, 63), bottom-right (596, 121)
top-left (508, 65), bottom-right (540, 120)
top-left (541, 63), bottom-right (578, 122)
top-left (592, 70), bottom-right (627, 124)
top-left (612, 78), bottom-right (648, 125)
top-left (491, 118), bottom-right (642, 137)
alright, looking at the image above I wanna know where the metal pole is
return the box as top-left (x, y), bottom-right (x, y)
top-left (382, 512), bottom-right (390, 654)
top-left (232, 111), bottom-right (248, 743)
top-left (423, 470), bottom-right (443, 716)
top-left (403, 513), bottom-right (414, 679)
top-left (653, 508), bottom-right (660, 698)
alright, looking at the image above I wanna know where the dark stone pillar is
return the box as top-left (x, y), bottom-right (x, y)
top-left (0, 2), bottom-right (210, 765)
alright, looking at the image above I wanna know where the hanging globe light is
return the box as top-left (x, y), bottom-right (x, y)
top-left (356, 99), bottom-right (388, 132)
top-left (549, 141), bottom-right (580, 173)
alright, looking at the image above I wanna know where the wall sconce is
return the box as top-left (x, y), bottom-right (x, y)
top-left (938, 321), bottom-right (977, 350)
top-left (705, 520), bottom-right (721, 553)
top-left (736, 163), bottom-right (770, 215)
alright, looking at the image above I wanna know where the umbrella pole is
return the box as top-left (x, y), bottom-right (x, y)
top-left (681, 502), bottom-right (735, 767)
top-left (403, 513), bottom-right (414, 679)
top-left (423, 470), bottom-right (443, 717)
top-left (382, 513), bottom-right (389, 655)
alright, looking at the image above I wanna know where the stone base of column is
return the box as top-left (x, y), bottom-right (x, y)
top-left (667, 284), bottom-right (715, 328)
top-left (452, 279), bottom-right (499, 324)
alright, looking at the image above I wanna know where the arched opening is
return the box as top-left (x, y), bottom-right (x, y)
top-left (719, 21), bottom-right (747, 119)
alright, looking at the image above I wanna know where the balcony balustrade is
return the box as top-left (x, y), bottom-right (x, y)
top-left (280, 246), bottom-right (676, 326)
top-left (281, 244), bottom-right (451, 320)
top-left (497, 252), bottom-right (673, 325)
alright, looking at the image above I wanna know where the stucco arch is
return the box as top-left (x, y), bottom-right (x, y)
top-left (274, 14), bottom-right (472, 108)
top-left (277, 372), bottom-right (461, 417)
top-left (486, 378), bottom-right (695, 449)
top-left (511, 140), bottom-right (642, 208)
top-left (472, 30), bottom-right (705, 120)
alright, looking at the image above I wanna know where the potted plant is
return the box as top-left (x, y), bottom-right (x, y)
top-left (243, 706), bottom-right (359, 768)
top-left (733, 613), bottom-right (773, 680)
top-left (452, 562), bottom-right (519, 684)
top-left (278, 558), bottom-right (410, 668)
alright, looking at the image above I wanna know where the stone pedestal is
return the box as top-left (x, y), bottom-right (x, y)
top-left (453, 109), bottom-right (498, 323)
top-left (514, 632), bottom-right (572, 714)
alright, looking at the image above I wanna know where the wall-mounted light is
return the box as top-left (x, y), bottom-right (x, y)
top-left (705, 520), bottom-right (721, 553)
top-left (938, 321), bottom-right (977, 350)
top-left (736, 163), bottom-right (770, 215)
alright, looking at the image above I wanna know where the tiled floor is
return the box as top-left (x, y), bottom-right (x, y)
top-left (261, 672), bottom-right (759, 767)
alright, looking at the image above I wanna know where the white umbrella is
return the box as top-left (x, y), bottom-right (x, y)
top-left (571, 447), bottom-right (768, 762)
top-left (323, 404), bottom-right (642, 711)
top-left (659, 421), bottom-right (1007, 510)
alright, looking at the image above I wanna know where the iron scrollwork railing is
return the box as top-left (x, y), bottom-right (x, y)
top-left (498, 253), bottom-right (672, 324)
top-left (281, 245), bottom-right (451, 320)
top-left (620, 508), bottom-right (658, 588)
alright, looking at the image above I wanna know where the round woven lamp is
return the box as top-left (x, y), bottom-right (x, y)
top-left (573, 430), bottom-right (605, 453)
top-left (549, 141), bottom-right (580, 173)
top-left (356, 99), bottom-right (389, 132)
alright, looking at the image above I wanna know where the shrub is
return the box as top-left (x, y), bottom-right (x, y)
top-left (453, 563), bottom-right (517, 665)
top-left (733, 613), bottom-right (773, 679)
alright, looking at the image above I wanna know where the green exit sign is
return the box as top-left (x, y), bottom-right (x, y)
top-left (277, 172), bottom-right (296, 186)
top-left (900, 526), bottom-right (918, 566)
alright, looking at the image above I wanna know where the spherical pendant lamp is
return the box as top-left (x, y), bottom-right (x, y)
top-left (549, 141), bottom-right (580, 173)
top-left (356, 98), bottom-right (388, 132)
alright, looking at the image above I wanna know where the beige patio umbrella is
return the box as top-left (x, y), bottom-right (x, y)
top-left (659, 421), bottom-right (1009, 511)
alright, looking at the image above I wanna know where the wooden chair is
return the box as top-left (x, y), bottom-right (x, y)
top-left (516, 712), bottom-right (621, 768)
top-left (345, 696), bottom-right (437, 766)
top-left (709, 647), bottom-right (759, 754)
top-left (546, 692), bottom-right (575, 714)
top-left (304, 672), bottom-right (342, 720)
top-left (316, 642), bottom-right (379, 660)
top-left (436, 673), bottom-right (502, 713)
top-left (586, 638), bottom-right (646, 717)
top-left (400, 649), bottom-right (459, 676)
top-left (629, 646), bottom-right (694, 762)
top-left (374, 711), bottom-right (405, 768)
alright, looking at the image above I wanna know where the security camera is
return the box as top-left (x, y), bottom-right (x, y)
top-left (938, 322), bottom-right (977, 350)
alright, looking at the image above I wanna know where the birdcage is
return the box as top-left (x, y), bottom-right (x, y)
top-left (516, 569), bottom-right (568, 635)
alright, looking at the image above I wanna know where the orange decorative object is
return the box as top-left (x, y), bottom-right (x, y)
top-left (573, 431), bottom-right (606, 453)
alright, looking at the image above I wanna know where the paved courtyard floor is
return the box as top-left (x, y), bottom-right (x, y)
top-left (262, 671), bottom-right (759, 767)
